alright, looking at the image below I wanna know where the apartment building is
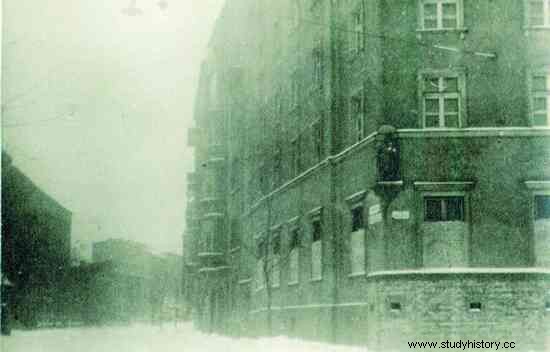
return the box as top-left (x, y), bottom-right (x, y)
top-left (184, 0), bottom-right (550, 349)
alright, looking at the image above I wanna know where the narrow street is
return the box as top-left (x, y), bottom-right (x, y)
top-left (1, 323), bottom-right (366, 352)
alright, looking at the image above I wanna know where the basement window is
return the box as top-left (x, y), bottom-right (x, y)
top-left (469, 302), bottom-right (482, 312)
top-left (390, 302), bottom-right (402, 312)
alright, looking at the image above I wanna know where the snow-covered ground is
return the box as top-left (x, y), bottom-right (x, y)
top-left (1, 323), bottom-right (367, 352)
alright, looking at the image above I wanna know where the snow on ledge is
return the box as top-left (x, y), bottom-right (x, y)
top-left (367, 267), bottom-right (550, 277)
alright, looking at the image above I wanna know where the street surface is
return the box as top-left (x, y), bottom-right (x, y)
top-left (1, 322), bottom-right (366, 352)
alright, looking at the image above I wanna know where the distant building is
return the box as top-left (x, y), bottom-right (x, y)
top-left (184, 0), bottom-right (550, 350)
top-left (89, 239), bottom-right (183, 324)
top-left (1, 151), bottom-right (72, 328)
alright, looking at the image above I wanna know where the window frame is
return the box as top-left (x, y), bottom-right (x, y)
top-left (525, 0), bottom-right (550, 28)
top-left (350, 2), bottom-right (365, 53)
top-left (418, 69), bottom-right (466, 129)
top-left (422, 192), bottom-right (467, 223)
top-left (418, 0), bottom-right (464, 31)
top-left (270, 229), bottom-right (282, 288)
top-left (312, 119), bottom-right (324, 163)
top-left (350, 87), bottom-right (366, 142)
top-left (312, 40), bottom-right (324, 91)
top-left (308, 207), bottom-right (323, 281)
top-left (288, 224), bottom-right (301, 285)
top-left (349, 203), bottom-right (366, 276)
top-left (534, 194), bottom-right (550, 220)
top-left (528, 69), bottom-right (550, 127)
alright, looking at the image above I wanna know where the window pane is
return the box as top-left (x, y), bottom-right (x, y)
top-left (444, 77), bottom-right (458, 92)
top-left (442, 18), bottom-right (457, 29)
top-left (534, 113), bottom-right (548, 126)
top-left (425, 114), bottom-right (440, 128)
top-left (425, 98), bottom-right (439, 113)
top-left (446, 197), bottom-right (465, 221)
top-left (425, 198), bottom-right (443, 222)
top-left (424, 19), bottom-right (438, 29)
top-left (424, 3), bottom-right (437, 17)
top-left (425, 77), bottom-right (440, 92)
top-left (351, 206), bottom-right (364, 232)
top-left (535, 195), bottom-right (550, 219)
top-left (444, 98), bottom-right (459, 113)
top-left (534, 97), bottom-right (548, 111)
top-left (445, 114), bottom-right (459, 128)
top-left (442, 3), bottom-right (457, 16)
top-left (272, 235), bottom-right (280, 255)
top-left (532, 76), bottom-right (547, 91)
top-left (291, 229), bottom-right (300, 249)
top-left (312, 220), bottom-right (322, 242)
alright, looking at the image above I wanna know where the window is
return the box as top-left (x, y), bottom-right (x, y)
top-left (271, 233), bottom-right (281, 287)
top-left (313, 42), bottom-right (323, 90)
top-left (351, 206), bottom-right (364, 232)
top-left (312, 120), bottom-right (324, 162)
top-left (291, 2), bottom-right (300, 29)
top-left (390, 302), bottom-right (402, 312)
top-left (535, 195), bottom-right (550, 219)
top-left (469, 302), bottom-right (482, 312)
top-left (258, 162), bottom-right (269, 195)
top-left (256, 238), bottom-right (267, 258)
top-left (310, 212), bottom-right (323, 281)
top-left (424, 196), bottom-right (465, 222)
top-left (290, 72), bottom-right (299, 108)
top-left (351, 92), bottom-right (365, 142)
top-left (420, 0), bottom-right (463, 30)
top-left (350, 205), bottom-right (365, 275)
top-left (351, 3), bottom-right (365, 52)
top-left (312, 219), bottom-right (322, 243)
top-left (531, 73), bottom-right (550, 126)
top-left (255, 237), bottom-right (267, 290)
top-left (527, 0), bottom-right (550, 27)
top-left (421, 72), bottom-right (463, 128)
top-left (230, 219), bottom-right (240, 249)
top-left (291, 137), bottom-right (301, 177)
top-left (289, 227), bottom-right (300, 284)
top-left (273, 145), bottom-right (282, 186)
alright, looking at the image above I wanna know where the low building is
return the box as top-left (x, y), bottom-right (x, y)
top-left (1, 151), bottom-right (72, 328)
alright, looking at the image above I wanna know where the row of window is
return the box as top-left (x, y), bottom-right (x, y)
top-left (350, 0), bottom-right (549, 49)
top-left (350, 70), bottom-right (550, 135)
top-left (249, 194), bottom-right (550, 287)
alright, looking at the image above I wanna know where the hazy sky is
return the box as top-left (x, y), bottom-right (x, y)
top-left (2, 0), bottom-right (224, 255)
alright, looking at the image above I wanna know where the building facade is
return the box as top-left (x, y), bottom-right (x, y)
top-left (184, 0), bottom-right (550, 350)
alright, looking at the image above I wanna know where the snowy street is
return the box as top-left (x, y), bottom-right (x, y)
top-left (1, 323), bottom-right (366, 352)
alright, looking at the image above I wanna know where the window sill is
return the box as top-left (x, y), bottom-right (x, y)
top-left (416, 27), bottom-right (468, 34)
top-left (348, 271), bottom-right (366, 278)
top-left (524, 26), bottom-right (550, 31)
top-left (288, 281), bottom-right (299, 286)
top-left (238, 278), bottom-right (252, 285)
top-left (310, 277), bottom-right (323, 282)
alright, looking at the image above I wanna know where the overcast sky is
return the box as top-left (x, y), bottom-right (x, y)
top-left (2, 0), bottom-right (224, 256)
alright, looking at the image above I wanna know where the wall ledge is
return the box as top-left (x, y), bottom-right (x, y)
top-left (368, 267), bottom-right (550, 278)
